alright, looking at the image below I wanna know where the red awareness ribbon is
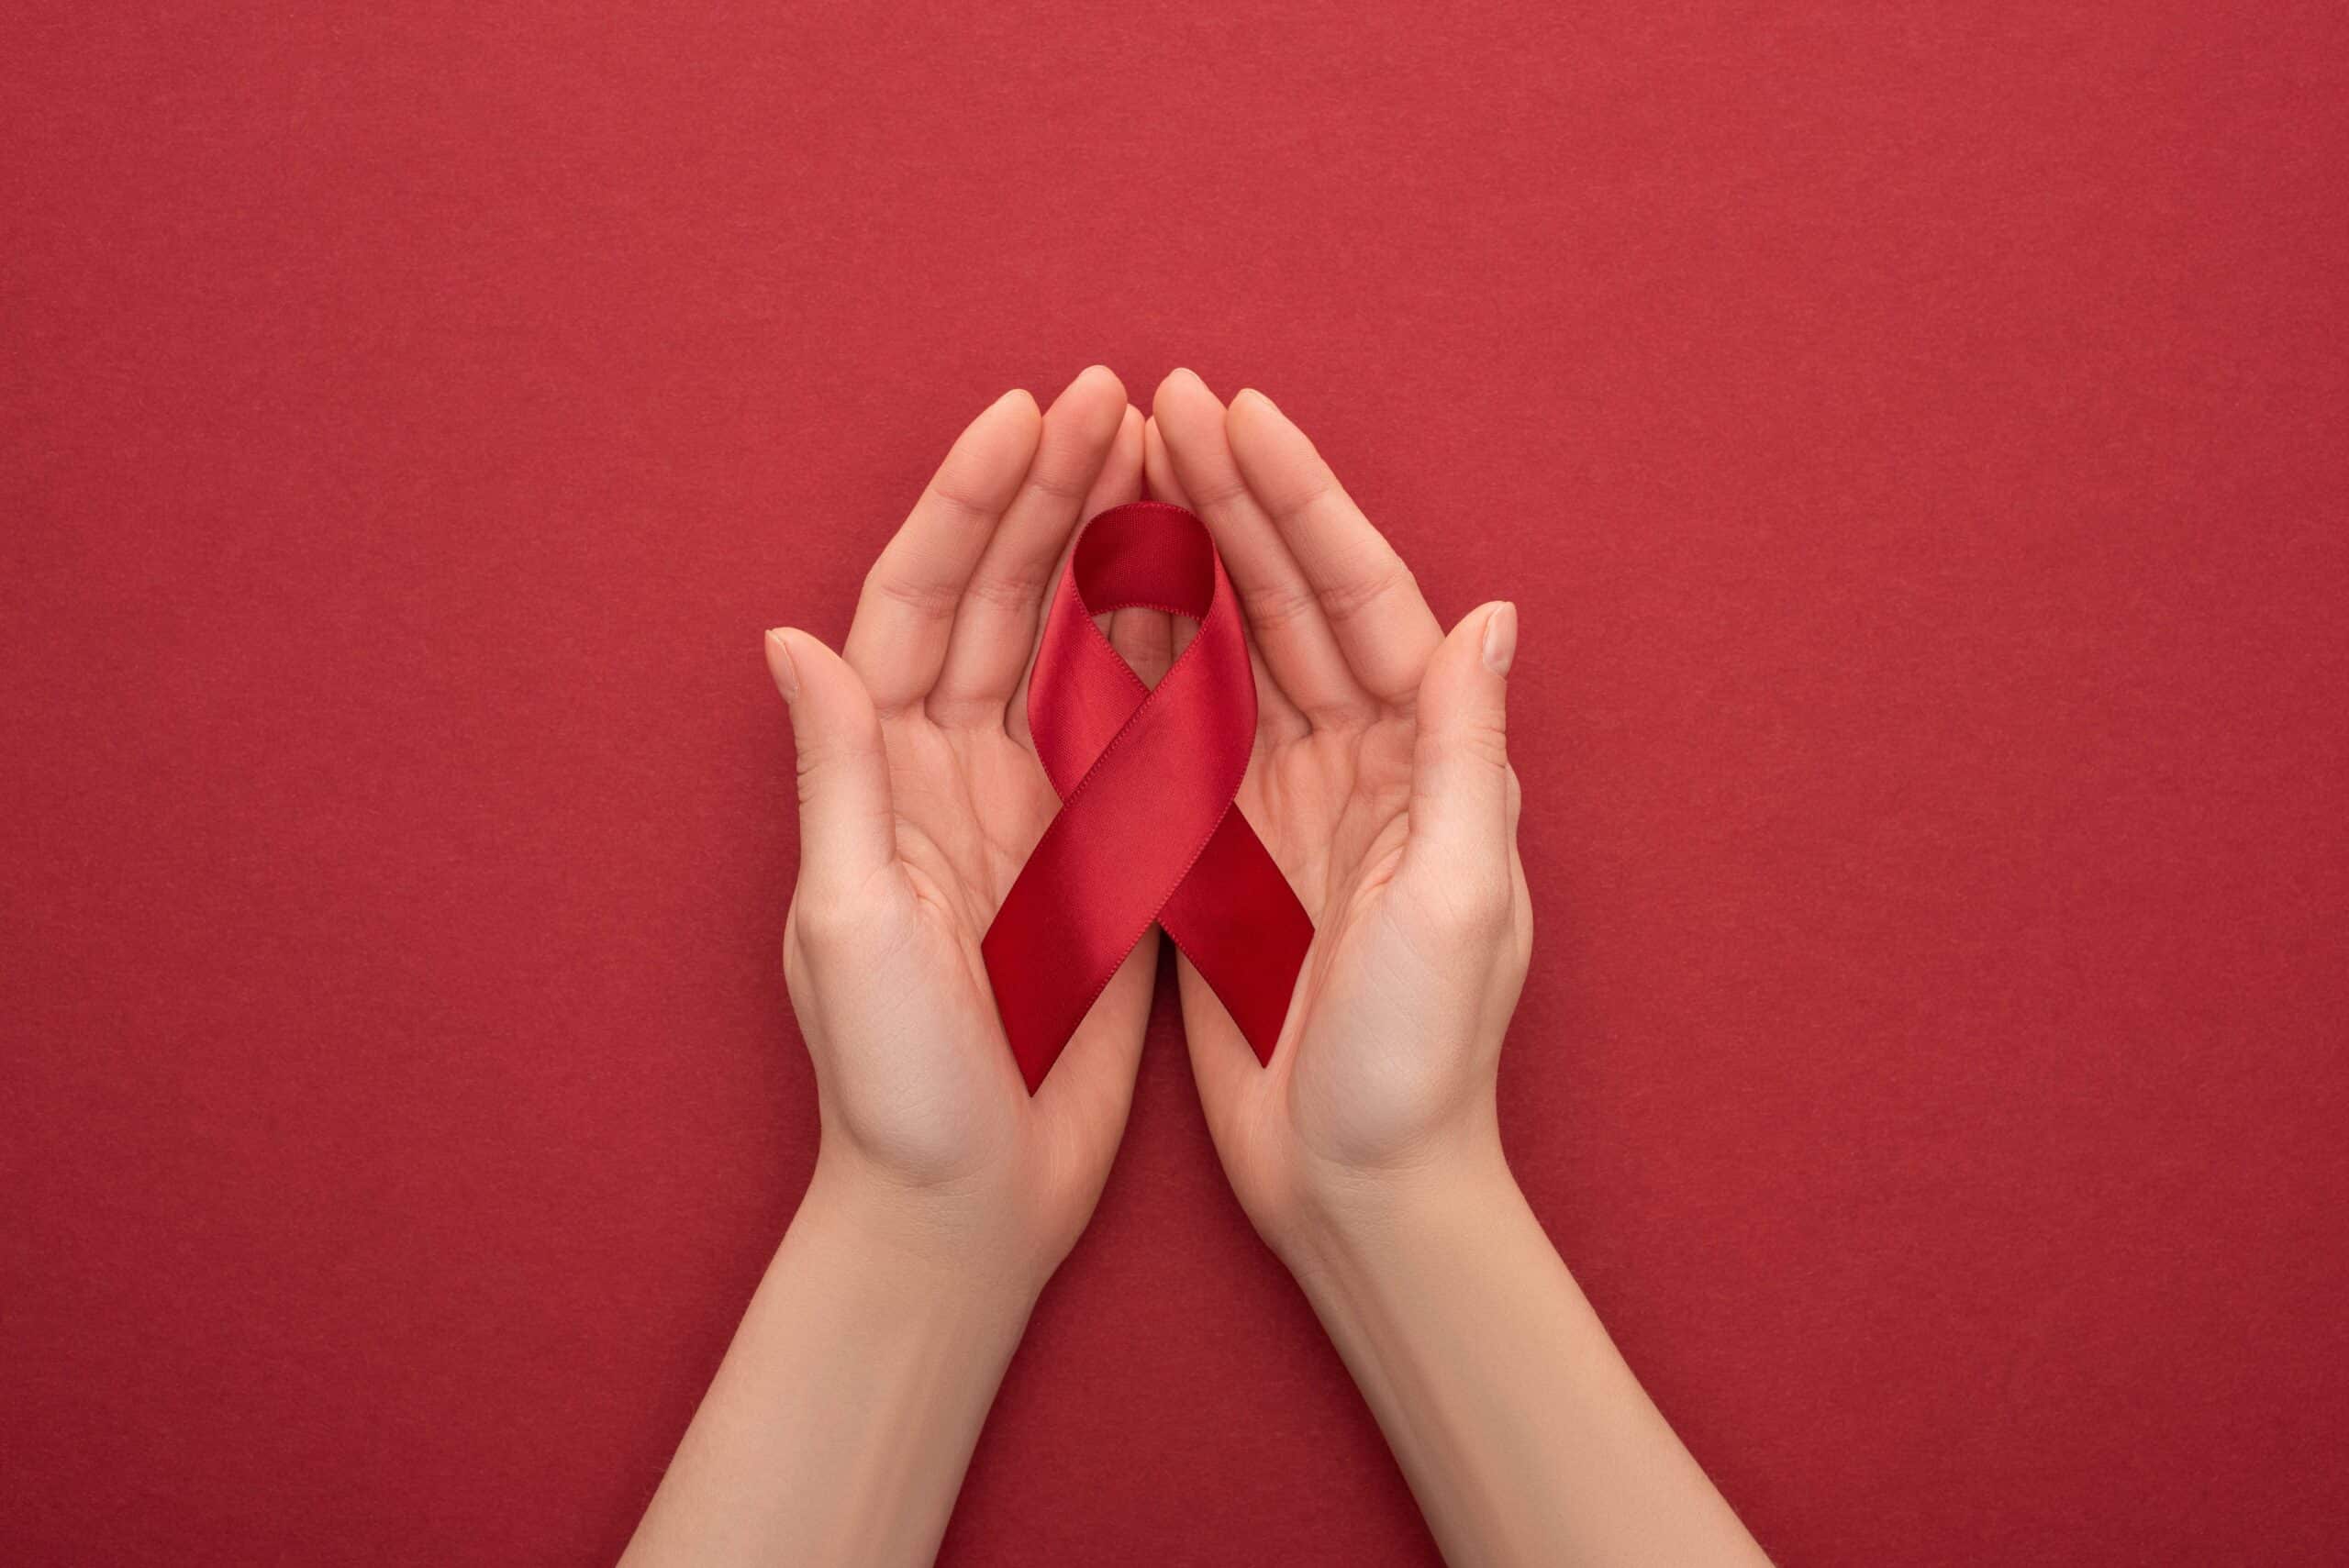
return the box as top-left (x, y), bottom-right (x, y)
top-left (984, 501), bottom-right (1313, 1092)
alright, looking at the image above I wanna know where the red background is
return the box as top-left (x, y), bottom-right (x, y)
top-left (6, 4), bottom-right (2346, 1563)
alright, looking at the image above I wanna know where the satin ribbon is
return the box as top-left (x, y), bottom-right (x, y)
top-left (983, 501), bottom-right (1313, 1092)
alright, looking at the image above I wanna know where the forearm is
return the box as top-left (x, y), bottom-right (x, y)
top-left (620, 1160), bottom-right (1035, 1568)
top-left (1284, 1149), bottom-right (1769, 1568)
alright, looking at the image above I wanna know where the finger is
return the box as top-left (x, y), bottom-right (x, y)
top-left (1152, 369), bottom-right (1364, 723)
top-left (1107, 606), bottom-right (1175, 689)
top-left (1147, 414), bottom-right (1300, 737)
top-left (1174, 957), bottom-right (1264, 1151)
top-left (1085, 403), bottom-right (1147, 528)
top-left (1227, 388), bottom-right (1443, 705)
top-left (1399, 602), bottom-right (1516, 884)
top-left (766, 627), bottom-right (895, 893)
top-left (1099, 406), bottom-right (1173, 684)
top-left (1025, 408), bottom-right (1161, 1119)
top-left (1008, 404), bottom-right (1146, 745)
top-left (1143, 414), bottom-right (1188, 506)
top-left (1030, 934), bottom-right (1157, 1156)
top-left (930, 366), bottom-right (1128, 721)
top-left (843, 388), bottom-right (1041, 711)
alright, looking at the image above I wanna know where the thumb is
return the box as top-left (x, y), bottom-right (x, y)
top-left (1399, 602), bottom-right (1516, 881)
top-left (765, 628), bottom-right (895, 893)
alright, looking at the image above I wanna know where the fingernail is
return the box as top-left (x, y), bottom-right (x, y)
top-left (1481, 603), bottom-right (1517, 675)
top-left (1153, 372), bottom-right (1199, 417)
top-left (765, 628), bottom-right (799, 701)
top-left (1238, 387), bottom-right (1281, 416)
top-left (1059, 364), bottom-right (1119, 405)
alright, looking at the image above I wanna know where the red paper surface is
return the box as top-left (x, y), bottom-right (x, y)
top-left (5, 5), bottom-right (2345, 1563)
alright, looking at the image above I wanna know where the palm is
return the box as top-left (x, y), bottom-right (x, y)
top-left (1186, 683), bottom-right (1448, 1194)
top-left (1241, 714), bottom-right (1416, 1050)
top-left (1148, 372), bottom-right (1524, 1233)
top-left (886, 717), bottom-right (1061, 942)
top-left (774, 369), bottom-right (1158, 1271)
top-left (807, 715), bottom-right (1070, 1147)
top-left (873, 708), bottom-right (1163, 1112)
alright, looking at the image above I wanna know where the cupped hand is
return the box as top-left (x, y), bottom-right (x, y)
top-left (1146, 370), bottom-right (1531, 1252)
top-left (768, 367), bottom-right (1174, 1293)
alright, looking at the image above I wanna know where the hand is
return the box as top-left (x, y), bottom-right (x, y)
top-left (767, 366), bottom-right (1173, 1296)
top-left (644, 373), bottom-right (1766, 1568)
top-left (625, 371), bottom-right (1174, 1568)
top-left (1147, 370), bottom-right (1530, 1255)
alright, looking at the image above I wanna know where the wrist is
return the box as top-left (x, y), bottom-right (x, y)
top-left (1274, 1133), bottom-right (1525, 1292)
top-left (796, 1150), bottom-right (1053, 1316)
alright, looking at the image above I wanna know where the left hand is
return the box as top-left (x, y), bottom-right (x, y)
top-left (1144, 370), bottom-right (1531, 1260)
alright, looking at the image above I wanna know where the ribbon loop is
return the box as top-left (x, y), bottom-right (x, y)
top-left (983, 501), bottom-right (1314, 1091)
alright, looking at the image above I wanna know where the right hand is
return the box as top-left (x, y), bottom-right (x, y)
top-left (769, 367), bottom-right (1172, 1296)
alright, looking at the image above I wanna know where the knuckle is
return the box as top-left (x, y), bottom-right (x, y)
top-left (924, 472), bottom-right (1007, 527)
top-left (1265, 468), bottom-right (1344, 527)
top-left (1462, 874), bottom-right (1514, 936)
top-left (1186, 465), bottom-right (1252, 510)
top-left (957, 568), bottom-right (1040, 614)
top-left (863, 561), bottom-right (960, 617)
top-left (1413, 867), bottom-right (1512, 943)
top-left (1241, 577), bottom-right (1321, 635)
top-left (793, 734), bottom-right (879, 804)
top-left (1319, 556), bottom-right (1415, 626)
top-left (1022, 462), bottom-right (1092, 504)
top-left (792, 738), bottom-right (836, 795)
top-left (1448, 716), bottom-right (1509, 773)
top-left (787, 885), bottom-right (862, 951)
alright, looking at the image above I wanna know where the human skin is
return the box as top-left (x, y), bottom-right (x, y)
top-left (1149, 371), bottom-right (1772, 1568)
top-left (619, 365), bottom-right (1159, 1567)
top-left (618, 369), bottom-right (1771, 1568)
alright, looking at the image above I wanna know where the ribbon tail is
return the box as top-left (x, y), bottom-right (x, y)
top-left (1158, 807), bottom-right (1312, 1063)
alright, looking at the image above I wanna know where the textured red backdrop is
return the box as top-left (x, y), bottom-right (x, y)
top-left (6, 4), bottom-right (2346, 1564)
